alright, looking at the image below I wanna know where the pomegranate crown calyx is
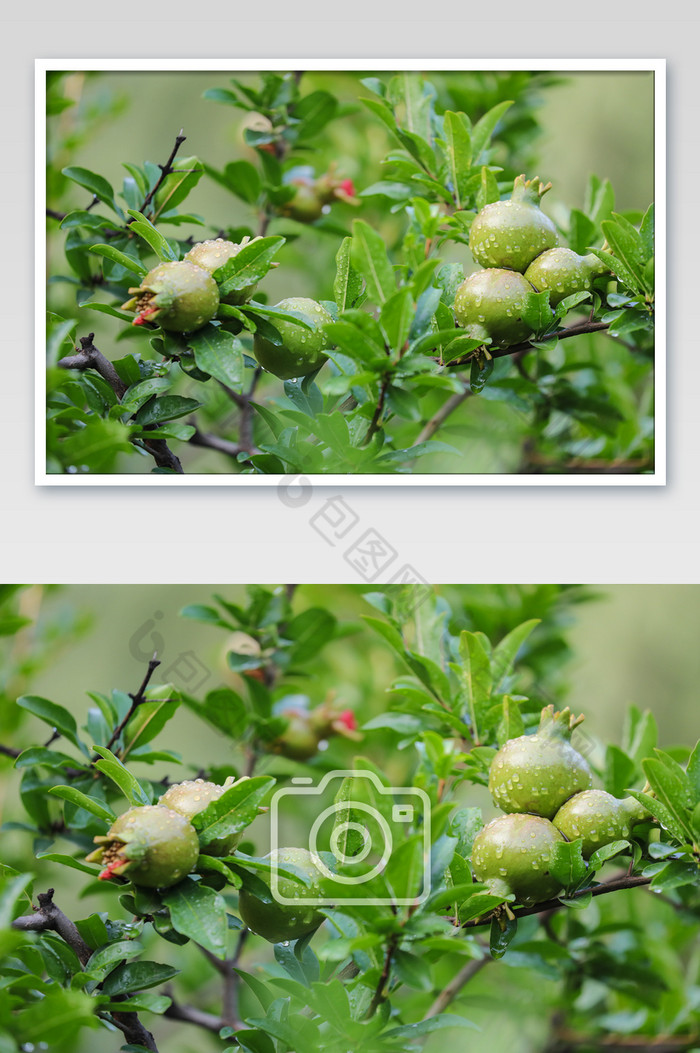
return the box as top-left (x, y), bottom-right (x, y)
top-left (512, 174), bottom-right (553, 205)
top-left (537, 704), bottom-right (586, 739)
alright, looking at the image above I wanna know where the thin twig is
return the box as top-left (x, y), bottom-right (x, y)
top-left (58, 333), bottom-right (127, 398)
top-left (0, 744), bottom-right (21, 759)
top-left (58, 334), bottom-right (184, 473)
top-left (365, 934), bottom-right (398, 1017)
top-left (423, 955), bottom-right (489, 1019)
top-left (444, 320), bottom-right (610, 369)
top-left (13, 889), bottom-right (159, 1050)
top-left (164, 999), bottom-right (224, 1033)
top-left (363, 378), bottom-right (389, 446)
top-left (188, 427), bottom-right (253, 460)
top-left (412, 382), bottom-right (471, 446)
top-left (104, 655), bottom-right (161, 753)
top-left (134, 131), bottom-right (187, 220)
top-left (461, 873), bottom-right (652, 930)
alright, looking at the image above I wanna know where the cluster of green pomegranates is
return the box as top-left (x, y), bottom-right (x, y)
top-left (454, 175), bottom-right (607, 347)
top-left (470, 706), bottom-right (647, 906)
top-left (86, 776), bottom-right (247, 888)
top-left (87, 775), bottom-right (327, 944)
top-left (121, 235), bottom-right (333, 381)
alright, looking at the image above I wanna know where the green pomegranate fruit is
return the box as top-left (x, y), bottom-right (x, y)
top-left (238, 847), bottom-right (325, 942)
top-left (469, 174), bottom-right (558, 272)
top-left (524, 248), bottom-right (608, 307)
top-left (282, 180), bottom-right (324, 223)
top-left (86, 805), bottom-right (199, 888)
top-left (267, 710), bottom-right (320, 761)
top-left (253, 297), bottom-right (332, 379)
top-left (454, 268), bottom-right (543, 347)
top-left (552, 789), bottom-right (647, 858)
top-left (488, 706), bottom-right (592, 819)
top-left (158, 777), bottom-right (246, 856)
top-left (471, 813), bottom-right (565, 906)
top-left (184, 237), bottom-right (261, 305)
top-left (122, 261), bottom-right (219, 332)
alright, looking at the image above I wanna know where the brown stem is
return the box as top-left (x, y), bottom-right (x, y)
top-left (0, 743), bottom-right (21, 759)
top-left (134, 131), bottom-right (187, 220)
top-left (164, 1000), bottom-right (224, 1033)
top-left (461, 873), bottom-right (652, 930)
top-left (188, 427), bottom-right (254, 460)
top-left (13, 889), bottom-right (159, 1049)
top-left (412, 382), bottom-right (471, 447)
top-left (103, 655), bottom-right (162, 754)
top-left (58, 333), bottom-right (127, 398)
top-left (363, 378), bottom-right (389, 446)
top-left (445, 320), bottom-right (611, 369)
top-left (58, 334), bottom-right (184, 474)
top-left (423, 955), bottom-right (489, 1019)
top-left (365, 934), bottom-right (398, 1017)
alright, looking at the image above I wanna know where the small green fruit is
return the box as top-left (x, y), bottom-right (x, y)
top-left (488, 706), bottom-right (592, 819)
top-left (253, 297), bottom-right (332, 379)
top-left (238, 847), bottom-right (325, 942)
top-left (158, 778), bottom-right (246, 856)
top-left (86, 805), bottom-right (199, 888)
top-left (184, 237), bottom-right (261, 305)
top-left (552, 789), bottom-right (647, 858)
top-left (454, 268), bottom-right (543, 347)
top-left (471, 813), bottom-right (565, 906)
top-left (469, 174), bottom-right (558, 272)
top-left (282, 180), bottom-right (324, 223)
top-left (524, 248), bottom-right (608, 307)
top-left (122, 261), bottom-right (219, 332)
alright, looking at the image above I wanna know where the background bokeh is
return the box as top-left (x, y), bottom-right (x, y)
top-left (0, 584), bottom-right (695, 1052)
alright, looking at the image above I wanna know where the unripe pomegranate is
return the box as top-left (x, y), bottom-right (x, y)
top-left (552, 789), bottom-right (647, 858)
top-left (471, 813), bottom-right (565, 906)
top-left (238, 847), bottom-right (325, 942)
top-left (454, 269), bottom-right (543, 347)
top-left (184, 237), bottom-right (263, 305)
top-left (86, 805), bottom-right (199, 888)
top-left (282, 180), bottom-right (324, 223)
top-left (253, 297), bottom-right (332, 379)
top-left (122, 261), bottom-right (219, 332)
top-left (469, 174), bottom-right (558, 272)
top-left (158, 777), bottom-right (247, 856)
top-left (266, 709), bottom-right (320, 761)
top-left (488, 706), bottom-right (592, 819)
top-left (524, 248), bottom-right (608, 307)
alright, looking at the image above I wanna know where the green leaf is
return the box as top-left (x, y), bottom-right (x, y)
top-left (133, 395), bottom-right (200, 427)
top-left (491, 620), bottom-right (540, 688)
top-left (121, 689), bottom-right (180, 759)
top-left (189, 325), bottom-right (244, 388)
top-left (125, 209), bottom-right (178, 262)
top-left (162, 877), bottom-right (228, 958)
top-left (384, 1014), bottom-right (479, 1039)
top-left (62, 165), bottom-right (122, 216)
top-left (48, 785), bottom-right (116, 823)
top-left (350, 220), bottom-right (395, 305)
top-left (17, 695), bottom-right (85, 753)
top-left (334, 237), bottom-right (364, 312)
top-left (379, 288), bottom-right (413, 358)
top-left (186, 687), bottom-right (248, 738)
top-left (458, 632), bottom-right (492, 745)
top-left (443, 111), bottom-right (472, 208)
top-left (216, 236), bottom-right (285, 295)
top-left (490, 914), bottom-right (517, 958)
top-left (89, 243), bottom-right (148, 277)
top-left (550, 839), bottom-right (587, 887)
top-left (92, 746), bottom-right (151, 806)
top-left (522, 290), bottom-right (554, 334)
top-left (153, 154), bottom-right (204, 214)
top-left (285, 607), bottom-right (337, 663)
top-left (471, 100), bottom-right (514, 160)
top-left (101, 960), bottom-right (179, 996)
top-left (85, 939), bottom-right (144, 979)
top-left (192, 776), bottom-right (274, 848)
